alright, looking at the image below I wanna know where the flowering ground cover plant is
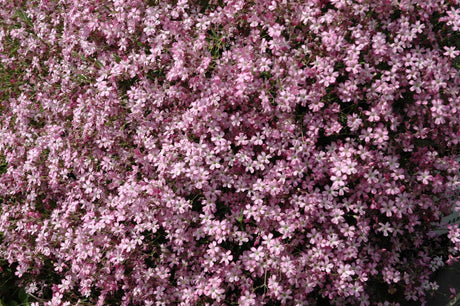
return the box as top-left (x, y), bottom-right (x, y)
top-left (0, 0), bottom-right (459, 305)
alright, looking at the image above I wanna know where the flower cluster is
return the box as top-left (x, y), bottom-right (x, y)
top-left (0, 0), bottom-right (459, 305)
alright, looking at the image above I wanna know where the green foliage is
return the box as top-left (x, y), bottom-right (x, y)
top-left (0, 261), bottom-right (31, 306)
top-left (206, 26), bottom-right (229, 59)
top-left (15, 9), bottom-right (33, 28)
top-left (0, 159), bottom-right (7, 175)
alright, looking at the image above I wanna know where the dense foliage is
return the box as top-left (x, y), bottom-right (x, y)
top-left (0, 0), bottom-right (459, 305)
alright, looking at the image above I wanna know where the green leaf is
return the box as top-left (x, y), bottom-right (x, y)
top-left (113, 53), bottom-right (121, 63)
top-left (236, 209), bottom-right (244, 223)
top-left (15, 9), bottom-right (33, 28)
top-left (18, 288), bottom-right (27, 302)
top-left (0, 163), bottom-right (7, 174)
top-left (76, 74), bottom-right (89, 83)
top-left (96, 60), bottom-right (104, 68)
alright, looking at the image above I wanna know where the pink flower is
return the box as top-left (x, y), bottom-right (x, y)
top-left (450, 287), bottom-right (457, 299)
top-left (0, 0), bottom-right (458, 304)
top-left (444, 46), bottom-right (460, 58)
top-left (239, 292), bottom-right (257, 306)
top-left (417, 170), bottom-right (433, 185)
top-left (378, 222), bottom-right (394, 237)
top-left (249, 246), bottom-right (265, 262)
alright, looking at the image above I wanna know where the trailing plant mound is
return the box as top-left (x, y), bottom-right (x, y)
top-left (0, 0), bottom-right (459, 305)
